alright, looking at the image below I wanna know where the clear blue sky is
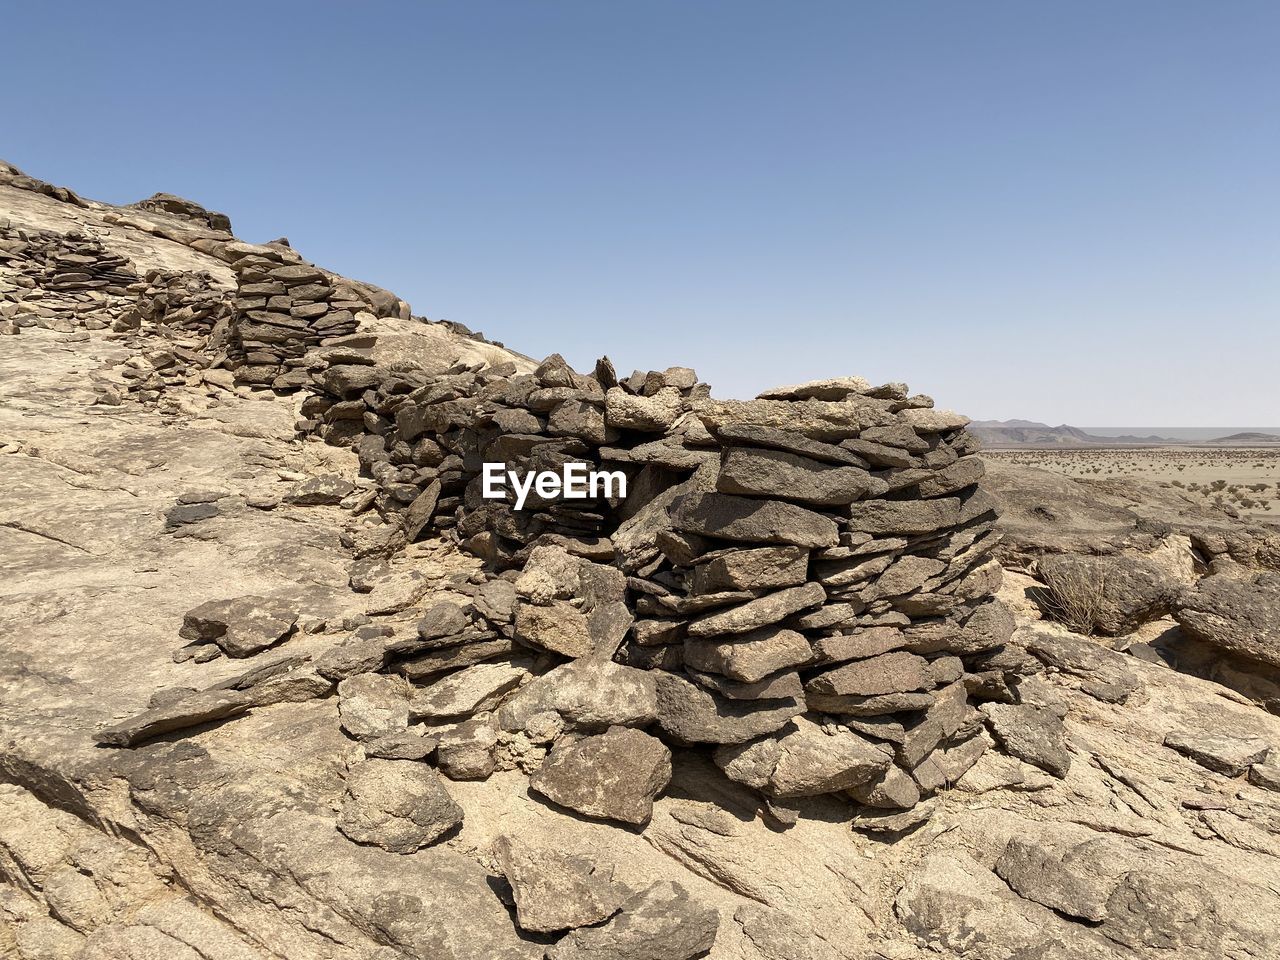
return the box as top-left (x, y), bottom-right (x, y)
top-left (5, 2), bottom-right (1277, 425)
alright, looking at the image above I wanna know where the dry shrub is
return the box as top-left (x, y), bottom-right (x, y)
top-left (1037, 564), bottom-right (1109, 636)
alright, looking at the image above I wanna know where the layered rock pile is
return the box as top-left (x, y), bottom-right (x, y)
top-left (129, 191), bottom-right (232, 231)
top-left (0, 223), bottom-right (138, 334)
top-left (292, 351), bottom-right (1020, 822)
top-left (227, 248), bottom-right (367, 388)
top-left (100, 268), bottom-right (238, 403)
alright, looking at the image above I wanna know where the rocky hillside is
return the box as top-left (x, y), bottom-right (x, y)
top-left (4, 162), bottom-right (1280, 960)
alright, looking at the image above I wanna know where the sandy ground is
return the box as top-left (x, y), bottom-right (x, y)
top-left (985, 447), bottom-right (1280, 520)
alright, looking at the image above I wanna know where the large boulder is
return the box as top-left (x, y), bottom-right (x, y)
top-left (1174, 572), bottom-right (1280, 668)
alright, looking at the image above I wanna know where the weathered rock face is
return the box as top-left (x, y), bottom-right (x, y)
top-left (1175, 572), bottom-right (1280, 667)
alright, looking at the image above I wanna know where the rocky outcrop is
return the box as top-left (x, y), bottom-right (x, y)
top-left (9, 158), bottom-right (1280, 960)
top-left (1175, 572), bottom-right (1280, 668)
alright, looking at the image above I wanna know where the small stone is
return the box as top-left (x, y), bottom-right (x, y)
top-left (179, 596), bottom-right (298, 658)
top-left (283, 474), bottom-right (356, 506)
top-left (437, 714), bottom-right (499, 780)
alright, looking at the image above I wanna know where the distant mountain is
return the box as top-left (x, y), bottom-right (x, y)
top-left (1204, 431), bottom-right (1280, 444)
top-left (970, 420), bottom-right (1181, 447)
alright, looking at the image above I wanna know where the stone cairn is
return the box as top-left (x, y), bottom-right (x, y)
top-left (0, 223), bottom-right (138, 335)
top-left (228, 249), bottom-right (378, 390)
top-left (294, 352), bottom-right (1016, 827)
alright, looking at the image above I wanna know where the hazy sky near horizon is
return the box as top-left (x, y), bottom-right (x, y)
top-left (5, 2), bottom-right (1277, 425)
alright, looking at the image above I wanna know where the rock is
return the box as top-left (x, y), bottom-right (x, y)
top-left (691, 545), bottom-right (810, 594)
top-left (692, 396), bottom-right (895, 440)
top-left (850, 799), bottom-right (937, 836)
top-left (514, 600), bottom-right (593, 658)
top-left (670, 492), bottom-right (839, 549)
top-left (805, 652), bottom-right (932, 697)
top-left (94, 689), bottom-right (253, 746)
top-left (494, 835), bottom-right (626, 933)
top-left (1163, 730), bottom-right (1270, 777)
top-left (686, 583), bottom-right (826, 637)
top-left (402, 479), bottom-right (442, 541)
top-left (845, 498), bottom-right (961, 535)
top-left (716, 447), bottom-right (880, 506)
top-left (734, 903), bottom-right (838, 960)
top-left (515, 544), bottom-right (583, 602)
top-left (716, 718), bottom-right (889, 797)
top-left (687, 668), bottom-right (804, 701)
top-left (994, 836), bottom-right (1110, 922)
top-left (498, 659), bottom-right (657, 732)
top-left (417, 600), bottom-right (471, 641)
top-left (901, 407), bottom-right (969, 432)
top-left (915, 456), bottom-right (985, 497)
top-left (437, 714), bottom-right (499, 780)
top-left (364, 728), bottom-right (438, 760)
top-left (712, 422), bottom-right (872, 466)
top-left (180, 596), bottom-right (298, 658)
top-left (1024, 629), bottom-right (1139, 704)
top-left (1249, 760), bottom-right (1280, 791)
top-left (1174, 572), bottom-right (1280, 667)
top-left (862, 555), bottom-right (945, 599)
top-left (894, 852), bottom-right (1112, 958)
top-left (654, 672), bottom-right (805, 744)
top-left (409, 661), bottom-right (528, 720)
top-left (545, 880), bottom-right (719, 960)
top-left (684, 626), bottom-right (812, 683)
top-left (756, 376), bottom-right (873, 401)
top-left (848, 763), bottom-right (921, 809)
top-left (605, 386), bottom-right (684, 432)
top-left (397, 638), bottom-right (518, 680)
top-left (530, 726), bottom-right (672, 826)
top-left (1038, 553), bottom-right (1177, 635)
top-left (981, 703), bottom-right (1071, 778)
top-left (337, 673), bottom-right (410, 741)
top-left (806, 690), bottom-right (936, 716)
top-left (337, 759), bottom-right (463, 853)
top-left (282, 474), bottom-right (356, 506)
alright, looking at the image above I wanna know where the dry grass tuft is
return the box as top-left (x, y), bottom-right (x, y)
top-left (1038, 565), bottom-right (1109, 636)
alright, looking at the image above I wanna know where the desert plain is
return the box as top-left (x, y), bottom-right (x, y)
top-left (986, 446), bottom-right (1280, 520)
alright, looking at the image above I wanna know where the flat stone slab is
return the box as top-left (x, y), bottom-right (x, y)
top-left (1164, 730), bottom-right (1271, 777)
top-left (670, 492), bottom-right (839, 549)
top-left (530, 726), bottom-right (672, 826)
